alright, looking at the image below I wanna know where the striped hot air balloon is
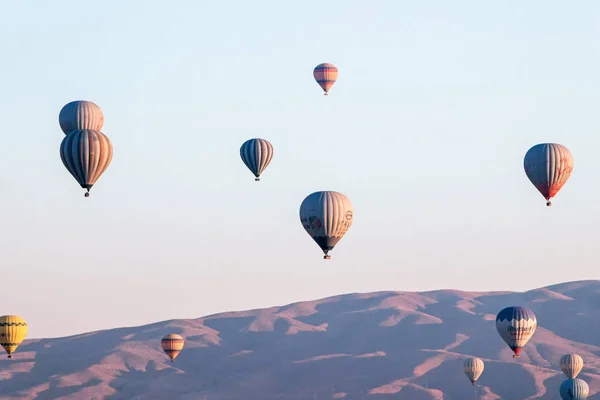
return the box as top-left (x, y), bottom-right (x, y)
top-left (60, 129), bottom-right (113, 197)
top-left (0, 315), bottom-right (28, 359)
top-left (495, 306), bottom-right (537, 358)
top-left (299, 191), bottom-right (353, 259)
top-left (523, 143), bottom-right (573, 206)
top-left (313, 63), bottom-right (338, 95)
top-left (560, 354), bottom-right (584, 379)
top-left (560, 378), bottom-right (589, 400)
top-left (59, 100), bottom-right (104, 135)
top-left (240, 138), bottom-right (274, 181)
top-left (463, 357), bottom-right (484, 385)
top-left (161, 334), bottom-right (184, 362)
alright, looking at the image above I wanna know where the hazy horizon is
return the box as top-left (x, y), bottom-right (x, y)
top-left (2, 0), bottom-right (600, 338)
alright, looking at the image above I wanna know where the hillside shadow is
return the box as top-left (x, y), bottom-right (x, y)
top-left (293, 292), bottom-right (400, 326)
top-left (106, 362), bottom-right (211, 400)
top-left (203, 316), bottom-right (256, 336)
top-left (33, 378), bottom-right (103, 400)
top-left (0, 328), bottom-right (129, 395)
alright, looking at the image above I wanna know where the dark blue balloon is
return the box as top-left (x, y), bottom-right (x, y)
top-left (496, 306), bottom-right (536, 323)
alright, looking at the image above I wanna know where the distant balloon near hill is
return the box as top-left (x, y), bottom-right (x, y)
top-left (495, 306), bottom-right (537, 357)
top-left (560, 378), bottom-right (589, 400)
top-left (0, 315), bottom-right (28, 359)
top-left (161, 334), bottom-right (184, 362)
top-left (560, 353), bottom-right (584, 379)
top-left (463, 357), bottom-right (484, 385)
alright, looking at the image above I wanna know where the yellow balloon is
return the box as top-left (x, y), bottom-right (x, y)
top-left (161, 334), bottom-right (184, 362)
top-left (0, 315), bottom-right (28, 358)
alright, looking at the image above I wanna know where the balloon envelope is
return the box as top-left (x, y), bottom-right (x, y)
top-left (0, 315), bottom-right (28, 358)
top-left (463, 357), bottom-right (484, 385)
top-left (299, 191), bottom-right (353, 259)
top-left (560, 353), bottom-right (584, 379)
top-left (161, 334), bottom-right (184, 362)
top-left (560, 378), bottom-right (589, 400)
top-left (313, 63), bottom-right (338, 95)
top-left (523, 143), bottom-right (573, 206)
top-left (60, 129), bottom-right (113, 196)
top-left (59, 100), bottom-right (104, 135)
top-left (240, 138), bottom-right (274, 181)
top-left (495, 306), bottom-right (537, 357)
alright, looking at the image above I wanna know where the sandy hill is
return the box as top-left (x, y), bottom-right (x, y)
top-left (2, 280), bottom-right (600, 399)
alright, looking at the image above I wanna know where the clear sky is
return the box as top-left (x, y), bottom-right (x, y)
top-left (1, 0), bottom-right (600, 338)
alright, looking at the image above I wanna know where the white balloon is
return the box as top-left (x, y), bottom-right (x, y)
top-left (560, 354), bottom-right (584, 379)
top-left (299, 191), bottom-right (353, 259)
top-left (463, 357), bottom-right (484, 385)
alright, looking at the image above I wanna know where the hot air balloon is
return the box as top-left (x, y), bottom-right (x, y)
top-left (240, 138), bottom-right (274, 181)
top-left (495, 306), bottom-right (537, 358)
top-left (560, 378), bottom-right (589, 400)
top-left (313, 63), bottom-right (338, 95)
top-left (60, 129), bottom-right (113, 197)
top-left (299, 191), bottom-right (353, 259)
top-left (523, 143), bottom-right (573, 206)
top-left (0, 315), bottom-right (28, 359)
top-left (59, 100), bottom-right (104, 135)
top-left (161, 334), bottom-right (184, 362)
top-left (463, 357), bottom-right (484, 385)
top-left (561, 354), bottom-right (584, 379)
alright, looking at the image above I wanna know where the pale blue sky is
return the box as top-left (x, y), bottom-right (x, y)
top-left (1, 0), bottom-right (600, 338)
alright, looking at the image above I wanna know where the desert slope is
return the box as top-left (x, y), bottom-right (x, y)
top-left (2, 281), bottom-right (600, 399)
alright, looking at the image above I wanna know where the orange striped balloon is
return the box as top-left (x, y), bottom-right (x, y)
top-left (313, 63), bottom-right (338, 95)
top-left (161, 333), bottom-right (184, 362)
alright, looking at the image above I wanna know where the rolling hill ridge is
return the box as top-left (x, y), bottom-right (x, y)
top-left (2, 280), bottom-right (600, 399)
